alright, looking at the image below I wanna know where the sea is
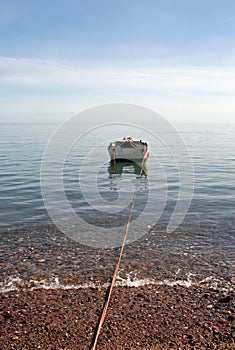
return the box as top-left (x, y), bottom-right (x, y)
top-left (0, 122), bottom-right (234, 292)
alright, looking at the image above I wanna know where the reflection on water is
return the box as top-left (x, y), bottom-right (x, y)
top-left (1, 123), bottom-right (235, 230)
top-left (108, 160), bottom-right (148, 178)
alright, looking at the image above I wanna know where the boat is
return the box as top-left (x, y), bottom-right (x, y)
top-left (108, 137), bottom-right (149, 162)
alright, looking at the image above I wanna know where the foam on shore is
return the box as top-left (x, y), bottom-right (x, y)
top-left (0, 273), bottom-right (233, 293)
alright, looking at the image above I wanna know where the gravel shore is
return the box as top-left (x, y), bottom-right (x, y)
top-left (0, 284), bottom-right (234, 349)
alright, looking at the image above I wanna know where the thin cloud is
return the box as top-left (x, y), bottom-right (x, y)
top-left (1, 56), bottom-right (235, 96)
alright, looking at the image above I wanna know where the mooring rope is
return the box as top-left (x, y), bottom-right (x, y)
top-left (90, 159), bottom-right (146, 350)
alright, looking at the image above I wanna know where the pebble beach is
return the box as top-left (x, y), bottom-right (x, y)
top-left (1, 284), bottom-right (235, 349)
top-left (0, 223), bottom-right (234, 349)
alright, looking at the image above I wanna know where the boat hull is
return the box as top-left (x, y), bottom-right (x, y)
top-left (108, 140), bottom-right (148, 162)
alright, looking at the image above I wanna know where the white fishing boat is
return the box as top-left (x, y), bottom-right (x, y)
top-left (108, 137), bottom-right (149, 162)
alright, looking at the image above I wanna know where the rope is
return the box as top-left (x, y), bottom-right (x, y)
top-left (90, 159), bottom-right (146, 350)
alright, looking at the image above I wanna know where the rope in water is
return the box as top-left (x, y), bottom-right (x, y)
top-left (90, 159), bottom-right (146, 350)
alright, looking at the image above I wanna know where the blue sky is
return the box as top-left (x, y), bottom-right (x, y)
top-left (1, 0), bottom-right (235, 123)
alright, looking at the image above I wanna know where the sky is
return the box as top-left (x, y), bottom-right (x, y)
top-left (0, 0), bottom-right (235, 123)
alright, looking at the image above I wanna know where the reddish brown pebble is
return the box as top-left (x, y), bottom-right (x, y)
top-left (212, 326), bottom-right (219, 332)
top-left (219, 318), bottom-right (226, 324)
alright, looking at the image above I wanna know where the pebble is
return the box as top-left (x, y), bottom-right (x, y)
top-left (218, 295), bottom-right (233, 303)
top-left (212, 325), bottom-right (219, 332)
top-left (219, 318), bottom-right (226, 324)
top-left (12, 336), bottom-right (19, 340)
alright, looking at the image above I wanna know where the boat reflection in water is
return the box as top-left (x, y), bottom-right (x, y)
top-left (108, 160), bottom-right (148, 178)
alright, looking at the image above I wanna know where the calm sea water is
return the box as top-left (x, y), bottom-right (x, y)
top-left (1, 122), bottom-right (234, 227)
top-left (0, 122), bottom-right (234, 289)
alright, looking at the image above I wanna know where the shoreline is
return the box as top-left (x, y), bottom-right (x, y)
top-left (0, 272), bottom-right (234, 294)
top-left (1, 284), bottom-right (234, 349)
